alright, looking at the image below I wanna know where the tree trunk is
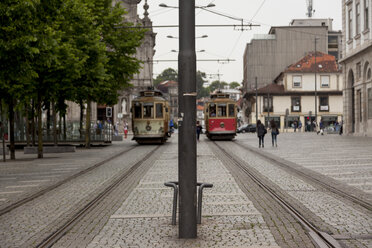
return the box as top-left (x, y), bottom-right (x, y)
top-left (85, 100), bottom-right (91, 148)
top-left (46, 102), bottom-right (51, 138)
top-left (63, 114), bottom-right (66, 140)
top-left (25, 103), bottom-right (31, 146)
top-left (79, 100), bottom-right (84, 139)
top-left (37, 93), bottom-right (43, 158)
top-left (31, 99), bottom-right (35, 146)
top-left (52, 102), bottom-right (58, 146)
top-left (8, 97), bottom-right (15, 160)
top-left (0, 101), bottom-right (6, 162)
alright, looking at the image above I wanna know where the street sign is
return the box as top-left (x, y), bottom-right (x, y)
top-left (106, 107), bottom-right (112, 118)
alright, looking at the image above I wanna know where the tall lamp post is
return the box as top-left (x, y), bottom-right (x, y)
top-left (178, 0), bottom-right (197, 238)
top-left (314, 37), bottom-right (319, 129)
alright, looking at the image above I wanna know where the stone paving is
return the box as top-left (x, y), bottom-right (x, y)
top-left (87, 137), bottom-right (280, 248)
top-left (235, 132), bottom-right (372, 195)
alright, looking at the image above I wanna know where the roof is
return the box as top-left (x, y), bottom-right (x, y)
top-left (158, 80), bottom-right (178, 87)
top-left (284, 52), bottom-right (340, 73)
top-left (197, 105), bottom-right (204, 111)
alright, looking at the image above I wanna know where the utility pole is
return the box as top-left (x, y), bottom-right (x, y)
top-left (314, 37), bottom-right (319, 128)
top-left (255, 77), bottom-right (258, 124)
top-left (267, 92), bottom-right (270, 127)
top-left (178, 0), bottom-right (197, 238)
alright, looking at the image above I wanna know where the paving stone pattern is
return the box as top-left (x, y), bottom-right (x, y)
top-left (87, 137), bottom-right (279, 248)
top-left (220, 138), bottom-right (372, 247)
top-left (0, 145), bottom-right (154, 248)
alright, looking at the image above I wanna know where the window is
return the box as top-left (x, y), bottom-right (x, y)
top-left (156, 103), bottom-right (163, 118)
top-left (356, 3), bottom-right (361, 34)
top-left (321, 75), bottom-right (330, 87)
top-left (291, 97), bottom-right (301, 112)
top-left (263, 95), bottom-right (273, 112)
top-left (209, 103), bottom-right (216, 117)
top-left (348, 8), bottom-right (353, 39)
top-left (134, 103), bottom-right (142, 119)
top-left (368, 68), bottom-right (372, 80)
top-left (228, 104), bottom-right (235, 117)
top-left (319, 96), bottom-right (329, 111)
top-left (365, 0), bottom-right (369, 30)
top-left (293, 75), bottom-right (302, 87)
top-left (356, 62), bottom-right (362, 80)
top-left (217, 104), bottom-right (227, 117)
top-left (368, 88), bottom-right (372, 119)
top-left (143, 102), bottom-right (154, 118)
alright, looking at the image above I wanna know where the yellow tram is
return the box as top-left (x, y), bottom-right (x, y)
top-left (131, 89), bottom-right (171, 144)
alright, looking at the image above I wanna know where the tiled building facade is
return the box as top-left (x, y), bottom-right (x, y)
top-left (341, 0), bottom-right (372, 136)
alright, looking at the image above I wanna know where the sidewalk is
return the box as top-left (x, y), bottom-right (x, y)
top-left (87, 137), bottom-right (280, 248)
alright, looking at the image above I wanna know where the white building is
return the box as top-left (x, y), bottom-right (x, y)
top-left (340, 0), bottom-right (372, 136)
top-left (244, 52), bottom-right (343, 132)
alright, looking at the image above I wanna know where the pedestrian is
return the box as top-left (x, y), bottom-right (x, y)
top-left (293, 121), bottom-right (297, 132)
top-left (339, 121), bottom-right (343, 135)
top-left (124, 121), bottom-right (128, 139)
top-left (298, 120), bottom-right (302, 132)
top-left (270, 120), bottom-right (279, 147)
top-left (196, 121), bottom-right (202, 141)
top-left (317, 120), bottom-right (324, 135)
top-left (256, 120), bottom-right (266, 148)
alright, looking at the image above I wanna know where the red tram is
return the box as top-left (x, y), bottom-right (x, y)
top-left (204, 92), bottom-right (238, 140)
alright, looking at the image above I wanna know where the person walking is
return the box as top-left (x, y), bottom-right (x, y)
top-left (256, 120), bottom-right (266, 148)
top-left (270, 120), bottom-right (279, 147)
top-left (196, 121), bottom-right (202, 141)
top-left (123, 121), bottom-right (128, 139)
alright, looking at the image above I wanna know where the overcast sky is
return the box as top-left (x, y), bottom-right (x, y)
top-left (142, 0), bottom-right (342, 85)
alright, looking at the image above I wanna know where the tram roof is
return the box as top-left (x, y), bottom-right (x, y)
top-left (132, 89), bottom-right (166, 102)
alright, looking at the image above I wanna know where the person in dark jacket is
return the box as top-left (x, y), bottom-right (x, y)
top-left (270, 119), bottom-right (279, 147)
top-left (196, 121), bottom-right (202, 141)
top-left (256, 120), bottom-right (266, 148)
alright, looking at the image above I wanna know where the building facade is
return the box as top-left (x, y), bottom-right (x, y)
top-left (244, 52), bottom-right (343, 132)
top-left (156, 80), bottom-right (178, 122)
top-left (340, 0), bottom-right (372, 136)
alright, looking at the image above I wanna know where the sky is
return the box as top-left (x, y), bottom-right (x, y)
top-left (140, 0), bottom-right (342, 85)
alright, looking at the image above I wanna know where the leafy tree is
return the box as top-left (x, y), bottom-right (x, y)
top-left (196, 71), bottom-right (209, 99)
top-left (209, 80), bottom-right (228, 93)
top-left (153, 68), bottom-right (178, 86)
top-left (229, 81), bottom-right (241, 89)
top-left (0, 0), bottom-right (39, 159)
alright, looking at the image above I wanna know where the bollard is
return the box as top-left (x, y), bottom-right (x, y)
top-left (197, 183), bottom-right (213, 224)
top-left (164, 181), bottom-right (213, 225)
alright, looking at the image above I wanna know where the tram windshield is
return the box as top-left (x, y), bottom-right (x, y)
top-left (209, 104), bottom-right (216, 117)
top-left (217, 104), bottom-right (227, 117)
top-left (143, 102), bottom-right (154, 118)
top-left (228, 104), bottom-right (235, 117)
top-left (134, 103), bottom-right (142, 118)
top-left (156, 103), bottom-right (163, 118)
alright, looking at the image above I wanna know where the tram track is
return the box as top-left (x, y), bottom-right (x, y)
top-left (235, 140), bottom-right (372, 212)
top-left (213, 141), bottom-right (343, 248)
top-left (0, 146), bottom-right (137, 217)
top-left (35, 145), bottom-right (161, 248)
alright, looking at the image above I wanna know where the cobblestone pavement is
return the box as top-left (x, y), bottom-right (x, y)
top-left (0, 143), bottom-right (154, 247)
top-left (231, 133), bottom-right (372, 247)
top-left (87, 137), bottom-right (280, 248)
top-left (235, 132), bottom-right (372, 195)
top-left (0, 139), bottom-right (134, 208)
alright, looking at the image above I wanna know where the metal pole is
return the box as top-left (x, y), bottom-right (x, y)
top-left (178, 0), bottom-right (197, 238)
top-left (267, 92), bottom-right (270, 126)
top-left (255, 77), bottom-right (258, 123)
top-left (314, 38), bottom-right (318, 128)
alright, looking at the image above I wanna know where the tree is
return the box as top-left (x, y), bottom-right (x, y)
top-left (153, 68), bottom-right (178, 86)
top-left (229, 81), bottom-right (241, 89)
top-left (196, 71), bottom-right (209, 99)
top-left (0, 0), bottom-right (39, 159)
top-left (209, 80), bottom-right (228, 93)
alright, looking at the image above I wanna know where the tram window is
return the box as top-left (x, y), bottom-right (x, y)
top-left (217, 104), bottom-right (227, 117)
top-left (228, 104), bottom-right (235, 117)
top-left (156, 103), bottom-right (163, 118)
top-left (209, 104), bottom-right (216, 117)
top-left (134, 103), bottom-right (142, 119)
top-left (143, 102), bottom-right (154, 118)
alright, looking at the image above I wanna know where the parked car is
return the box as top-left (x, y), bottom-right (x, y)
top-left (237, 124), bottom-right (256, 133)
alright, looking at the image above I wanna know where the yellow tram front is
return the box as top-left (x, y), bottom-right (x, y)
top-left (131, 90), bottom-right (170, 144)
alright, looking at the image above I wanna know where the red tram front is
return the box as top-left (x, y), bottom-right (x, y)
top-left (204, 92), bottom-right (237, 140)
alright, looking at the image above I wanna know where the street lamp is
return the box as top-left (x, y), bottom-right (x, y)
top-left (159, 3), bottom-right (215, 8)
top-left (167, 35), bottom-right (208, 39)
